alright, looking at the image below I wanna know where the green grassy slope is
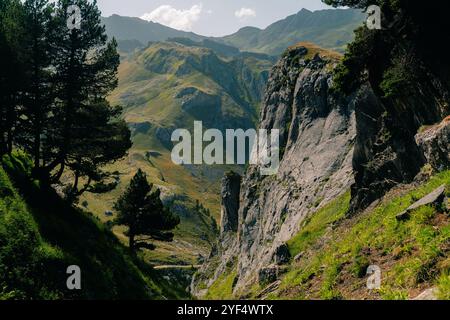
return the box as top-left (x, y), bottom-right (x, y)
top-left (0, 151), bottom-right (187, 299)
top-left (277, 170), bottom-right (450, 300)
top-left (113, 41), bottom-right (272, 128)
top-left (205, 170), bottom-right (450, 300)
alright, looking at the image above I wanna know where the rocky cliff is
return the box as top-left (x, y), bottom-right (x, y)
top-left (349, 79), bottom-right (449, 213)
top-left (220, 172), bottom-right (241, 234)
top-left (193, 43), bottom-right (450, 300)
top-left (192, 43), bottom-right (360, 296)
top-left (192, 3), bottom-right (450, 297)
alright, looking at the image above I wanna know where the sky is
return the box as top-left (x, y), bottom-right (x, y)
top-left (95, 0), bottom-right (332, 37)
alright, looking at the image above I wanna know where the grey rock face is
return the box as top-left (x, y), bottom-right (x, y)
top-left (412, 287), bottom-right (438, 300)
top-left (415, 118), bottom-right (450, 171)
top-left (396, 185), bottom-right (446, 221)
top-left (220, 172), bottom-right (241, 233)
top-left (192, 46), bottom-right (358, 296)
top-left (350, 78), bottom-right (449, 213)
top-left (177, 87), bottom-right (221, 115)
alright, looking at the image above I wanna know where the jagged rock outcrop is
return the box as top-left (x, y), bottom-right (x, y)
top-left (176, 87), bottom-right (221, 116)
top-left (349, 81), bottom-right (449, 213)
top-left (192, 44), bottom-right (359, 296)
top-left (396, 185), bottom-right (446, 221)
top-left (415, 117), bottom-right (450, 171)
top-left (220, 172), bottom-right (241, 233)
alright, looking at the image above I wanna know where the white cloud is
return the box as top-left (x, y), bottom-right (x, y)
top-left (234, 7), bottom-right (256, 20)
top-left (140, 4), bottom-right (203, 31)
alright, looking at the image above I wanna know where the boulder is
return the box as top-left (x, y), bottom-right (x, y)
top-left (412, 287), bottom-right (438, 300)
top-left (396, 185), bottom-right (446, 221)
top-left (416, 117), bottom-right (450, 171)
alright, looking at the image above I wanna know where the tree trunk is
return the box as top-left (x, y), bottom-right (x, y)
top-left (6, 125), bottom-right (12, 154)
top-left (129, 233), bottom-right (136, 253)
top-left (34, 129), bottom-right (41, 169)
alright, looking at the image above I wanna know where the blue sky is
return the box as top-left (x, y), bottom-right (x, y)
top-left (96, 0), bottom-right (332, 36)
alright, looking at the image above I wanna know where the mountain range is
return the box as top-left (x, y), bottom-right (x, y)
top-left (220, 8), bottom-right (365, 55)
top-left (102, 8), bottom-right (365, 55)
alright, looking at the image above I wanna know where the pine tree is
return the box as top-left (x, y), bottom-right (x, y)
top-left (113, 169), bottom-right (180, 253)
top-left (39, 0), bottom-right (131, 199)
top-left (0, 0), bottom-right (25, 155)
top-left (19, 0), bottom-right (55, 169)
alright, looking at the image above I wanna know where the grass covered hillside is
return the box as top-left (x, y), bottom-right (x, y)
top-left (78, 41), bottom-right (274, 266)
top-left (204, 169), bottom-right (450, 300)
top-left (0, 151), bottom-right (187, 299)
top-left (113, 41), bottom-right (273, 128)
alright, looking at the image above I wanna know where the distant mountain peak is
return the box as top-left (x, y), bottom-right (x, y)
top-left (297, 8), bottom-right (313, 14)
top-left (236, 26), bottom-right (262, 33)
top-left (222, 8), bottom-right (365, 55)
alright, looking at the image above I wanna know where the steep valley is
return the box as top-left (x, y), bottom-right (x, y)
top-left (88, 8), bottom-right (367, 268)
top-left (79, 40), bottom-right (274, 266)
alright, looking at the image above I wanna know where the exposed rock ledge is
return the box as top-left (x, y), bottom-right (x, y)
top-left (415, 116), bottom-right (450, 172)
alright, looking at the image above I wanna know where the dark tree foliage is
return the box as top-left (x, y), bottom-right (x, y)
top-left (323, 0), bottom-right (371, 8)
top-left (0, 0), bottom-right (131, 202)
top-left (0, 0), bottom-right (24, 155)
top-left (324, 0), bottom-right (450, 211)
top-left (114, 169), bottom-right (180, 252)
top-left (43, 0), bottom-right (131, 201)
top-left (323, 0), bottom-right (450, 97)
top-left (19, 0), bottom-right (55, 169)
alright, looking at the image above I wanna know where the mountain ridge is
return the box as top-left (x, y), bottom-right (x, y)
top-left (102, 8), bottom-right (365, 55)
top-left (220, 8), bottom-right (365, 55)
